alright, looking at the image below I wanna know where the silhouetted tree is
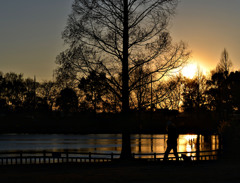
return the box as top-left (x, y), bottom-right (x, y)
top-left (228, 71), bottom-right (240, 111)
top-left (182, 69), bottom-right (207, 112)
top-left (56, 88), bottom-right (78, 113)
top-left (37, 81), bottom-right (58, 111)
top-left (3, 72), bottom-right (26, 111)
top-left (55, 67), bottom-right (77, 89)
top-left (0, 72), bottom-right (57, 114)
top-left (56, 0), bottom-right (190, 159)
top-left (182, 78), bottom-right (198, 112)
top-left (216, 48), bottom-right (232, 74)
top-left (78, 71), bottom-right (109, 113)
top-left (0, 99), bottom-right (8, 113)
top-left (154, 75), bottom-right (183, 110)
top-left (0, 72), bottom-right (6, 101)
top-left (130, 65), bottom-right (151, 110)
top-left (22, 78), bottom-right (39, 112)
top-left (205, 50), bottom-right (233, 119)
top-left (0, 74), bottom-right (8, 113)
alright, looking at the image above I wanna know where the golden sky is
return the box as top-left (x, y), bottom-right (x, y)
top-left (171, 0), bottom-right (240, 75)
top-left (0, 0), bottom-right (239, 81)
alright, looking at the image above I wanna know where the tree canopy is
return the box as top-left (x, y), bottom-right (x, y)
top-left (56, 0), bottom-right (190, 113)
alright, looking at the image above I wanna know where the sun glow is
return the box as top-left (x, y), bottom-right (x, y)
top-left (181, 63), bottom-right (198, 79)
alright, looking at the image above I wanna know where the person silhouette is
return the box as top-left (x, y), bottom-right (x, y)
top-left (164, 120), bottom-right (179, 161)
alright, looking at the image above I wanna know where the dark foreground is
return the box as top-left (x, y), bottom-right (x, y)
top-left (1, 159), bottom-right (239, 183)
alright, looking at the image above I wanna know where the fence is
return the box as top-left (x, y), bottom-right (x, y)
top-left (0, 149), bottom-right (221, 166)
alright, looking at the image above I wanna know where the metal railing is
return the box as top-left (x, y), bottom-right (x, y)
top-left (0, 149), bottom-right (221, 166)
top-left (133, 150), bottom-right (220, 161)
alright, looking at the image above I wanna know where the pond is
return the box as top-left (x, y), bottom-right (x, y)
top-left (0, 134), bottom-right (219, 157)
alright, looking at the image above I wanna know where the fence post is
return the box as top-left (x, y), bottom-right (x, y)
top-left (89, 152), bottom-right (91, 162)
top-left (196, 134), bottom-right (200, 161)
top-left (66, 151), bottom-right (69, 163)
top-left (43, 151), bottom-right (46, 164)
top-left (218, 134), bottom-right (222, 159)
top-left (132, 153), bottom-right (135, 159)
top-left (111, 152), bottom-right (114, 161)
top-left (20, 151), bottom-right (23, 165)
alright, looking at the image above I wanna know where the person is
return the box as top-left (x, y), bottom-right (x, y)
top-left (164, 121), bottom-right (179, 161)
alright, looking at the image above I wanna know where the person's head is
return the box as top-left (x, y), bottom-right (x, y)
top-left (166, 121), bottom-right (176, 132)
top-left (166, 120), bottom-right (173, 126)
top-left (166, 114), bottom-right (176, 123)
top-left (167, 121), bottom-right (176, 127)
top-left (165, 110), bottom-right (178, 121)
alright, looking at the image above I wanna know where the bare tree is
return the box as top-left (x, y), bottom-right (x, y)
top-left (37, 81), bottom-right (58, 111)
top-left (216, 48), bottom-right (232, 74)
top-left (182, 67), bottom-right (208, 112)
top-left (130, 65), bottom-right (151, 110)
top-left (154, 74), bottom-right (183, 110)
top-left (56, 0), bottom-right (190, 159)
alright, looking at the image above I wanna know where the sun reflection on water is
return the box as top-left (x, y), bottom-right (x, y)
top-left (177, 134), bottom-right (198, 157)
top-left (184, 135), bottom-right (198, 141)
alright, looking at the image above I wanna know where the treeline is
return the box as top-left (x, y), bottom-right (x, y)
top-left (0, 72), bottom-right (55, 114)
top-left (1, 49), bottom-right (240, 135)
top-left (0, 50), bottom-right (239, 119)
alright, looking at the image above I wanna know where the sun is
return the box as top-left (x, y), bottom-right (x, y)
top-left (181, 63), bottom-right (198, 79)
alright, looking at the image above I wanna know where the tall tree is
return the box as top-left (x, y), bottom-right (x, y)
top-left (182, 68), bottom-right (207, 112)
top-left (3, 72), bottom-right (26, 111)
top-left (37, 81), bottom-right (57, 111)
top-left (228, 71), bottom-right (240, 112)
top-left (205, 49), bottom-right (233, 119)
top-left (78, 71), bottom-right (108, 113)
top-left (22, 77), bottom-right (39, 112)
top-left (56, 0), bottom-right (190, 159)
top-left (0, 72), bottom-right (8, 113)
top-left (131, 65), bottom-right (151, 110)
top-left (155, 75), bottom-right (183, 111)
top-left (216, 48), bottom-right (232, 74)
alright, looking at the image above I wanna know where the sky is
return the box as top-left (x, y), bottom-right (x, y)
top-left (0, 0), bottom-right (240, 81)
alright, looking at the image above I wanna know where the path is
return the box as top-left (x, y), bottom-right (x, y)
top-left (1, 159), bottom-right (239, 183)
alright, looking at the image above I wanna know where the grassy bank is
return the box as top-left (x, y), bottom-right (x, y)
top-left (0, 159), bottom-right (239, 183)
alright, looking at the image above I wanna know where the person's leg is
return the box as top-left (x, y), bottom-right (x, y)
top-left (164, 146), bottom-right (172, 161)
top-left (173, 146), bottom-right (179, 161)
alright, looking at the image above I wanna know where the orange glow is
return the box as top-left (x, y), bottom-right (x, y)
top-left (181, 61), bottom-right (208, 79)
top-left (178, 134), bottom-right (198, 156)
top-left (184, 135), bottom-right (198, 141)
top-left (181, 63), bottom-right (198, 79)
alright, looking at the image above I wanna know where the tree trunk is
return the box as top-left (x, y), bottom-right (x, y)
top-left (120, 0), bottom-right (132, 160)
top-left (121, 132), bottom-right (132, 159)
top-left (122, 0), bottom-right (129, 114)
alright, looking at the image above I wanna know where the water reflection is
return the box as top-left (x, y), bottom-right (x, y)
top-left (0, 134), bottom-right (219, 155)
top-left (179, 135), bottom-right (197, 152)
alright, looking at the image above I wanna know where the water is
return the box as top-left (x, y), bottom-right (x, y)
top-left (0, 134), bottom-right (219, 156)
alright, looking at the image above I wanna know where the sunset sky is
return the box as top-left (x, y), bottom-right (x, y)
top-left (0, 0), bottom-right (240, 81)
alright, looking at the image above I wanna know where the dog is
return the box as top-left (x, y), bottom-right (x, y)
top-left (181, 154), bottom-right (192, 162)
